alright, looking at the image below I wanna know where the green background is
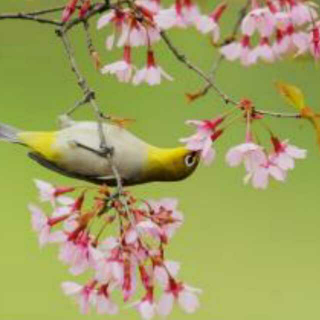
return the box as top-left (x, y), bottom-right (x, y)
top-left (1, 1), bottom-right (320, 319)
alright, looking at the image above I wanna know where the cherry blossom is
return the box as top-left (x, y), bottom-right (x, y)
top-left (270, 137), bottom-right (307, 171)
top-left (101, 46), bottom-right (135, 82)
top-left (59, 232), bottom-right (103, 275)
top-left (157, 279), bottom-right (201, 316)
top-left (241, 7), bottom-right (276, 37)
top-left (61, 281), bottom-right (97, 314)
top-left (96, 285), bottom-right (119, 315)
top-left (133, 50), bottom-right (173, 86)
top-left (180, 117), bottom-right (224, 165)
top-left (195, 2), bottom-right (227, 43)
top-left (220, 35), bottom-right (257, 66)
top-left (243, 159), bottom-right (287, 189)
top-left (28, 204), bottom-right (69, 247)
top-left (97, 9), bottom-right (129, 50)
top-left (34, 179), bottom-right (74, 205)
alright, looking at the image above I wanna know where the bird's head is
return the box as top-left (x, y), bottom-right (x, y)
top-left (143, 146), bottom-right (200, 183)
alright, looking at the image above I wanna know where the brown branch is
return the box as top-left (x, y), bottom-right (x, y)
top-left (160, 30), bottom-right (236, 105)
top-left (255, 110), bottom-right (301, 119)
top-left (0, 13), bottom-right (62, 26)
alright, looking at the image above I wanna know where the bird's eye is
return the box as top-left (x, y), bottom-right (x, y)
top-left (184, 153), bottom-right (197, 167)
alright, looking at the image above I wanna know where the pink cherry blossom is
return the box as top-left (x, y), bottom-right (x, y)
top-left (132, 50), bottom-right (173, 86)
top-left (195, 15), bottom-right (220, 42)
top-left (270, 137), bottom-right (307, 171)
top-left (180, 117), bottom-right (224, 165)
top-left (101, 46), bottom-right (135, 82)
top-left (220, 35), bottom-right (257, 66)
top-left (157, 279), bottom-right (201, 316)
top-left (195, 3), bottom-right (227, 43)
top-left (133, 288), bottom-right (156, 320)
top-left (61, 281), bottom-right (97, 314)
top-left (241, 7), bottom-right (276, 37)
top-left (244, 159), bottom-right (287, 189)
top-left (289, 2), bottom-right (318, 26)
top-left (29, 204), bottom-right (69, 247)
top-left (95, 243), bottom-right (124, 285)
top-left (97, 9), bottom-right (129, 50)
top-left (96, 285), bottom-right (119, 315)
top-left (147, 198), bottom-right (183, 240)
top-left (34, 179), bottom-right (74, 206)
top-left (226, 142), bottom-right (267, 170)
top-left (155, 0), bottom-right (200, 29)
top-left (252, 37), bottom-right (275, 63)
top-left (137, 0), bottom-right (162, 14)
top-left (59, 232), bottom-right (103, 275)
top-left (154, 260), bottom-right (180, 287)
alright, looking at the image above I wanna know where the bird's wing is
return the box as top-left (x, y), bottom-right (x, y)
top-left (28, 152), bottom-right (123, 186)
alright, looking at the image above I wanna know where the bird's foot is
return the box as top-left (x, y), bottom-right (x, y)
top-left (73, 140), bottom-right (114, 159)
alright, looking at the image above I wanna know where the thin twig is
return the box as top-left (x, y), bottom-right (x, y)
top-left (160, 30), bottom-right (236, 105)
top-left (255, 110), bottom-right (301, 119)
top-left (0, 13), bottom-right (62, 26)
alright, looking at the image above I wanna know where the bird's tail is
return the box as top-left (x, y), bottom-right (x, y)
top-left (0, 122), bottom-right (21, 143)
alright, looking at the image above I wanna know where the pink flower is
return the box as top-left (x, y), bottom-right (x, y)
top-left (61, 281), bottom-right (97, 314)
top-left (133, 50), bottom-right (173, 86)
top-left (147, 198), bottom-right (183, 240)
top-left (29, 204), bottom-right (69, 247)
top-left (180, 118), bottom-right (224, 165)
top-left (252, 37), bottom-right (275, 63)
top-left (155, 0), bottom-right (200, 29)
top-left (195, 3), bottom-right (227, 43)
top-left (273, 24), bottom-right (309, 57)
top-left (154, 260), bottom-right (180, 287)
top-left (244, 159), bottom-right (287, 189)
top-left (270, 137), bottom-right (307, 171)
top-left (157, 279), bottom-right (201, 316)
top-left (226, 142), bottom-right (267, 170)
top-left (226, 142), bottom-right (286, 189)
top-left (241, 7), bottom-right (276, 37)
top-left (34, 179), bottom-right (74, 206)
top-left (220, 35), bottom-right (257, 66)
top-left (96, 285), bottom-right (119, 315)
top-left (289, 2), bottom-right (318, 26)
top-left (137, 0), bottom-right (162, 14)
top-left (101, 46), bottom-right (134, 82)
top-left (133, 288), bottom-right (156, 320)
top-left (97, 9), bottom-right (129, 50)
top-left (59, 232), bottom-right (103, 275)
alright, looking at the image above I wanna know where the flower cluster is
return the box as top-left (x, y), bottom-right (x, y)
top-left (180, 100), bottom-right (307, 189)
top-left (29, 180), bottom-right (201, 319)
top-left (220, 0), bottom-right (320, 66)
top-left (97, 0), bottom-right (227, 85)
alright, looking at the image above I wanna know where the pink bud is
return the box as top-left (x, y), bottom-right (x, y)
top-left (211, 2), bottom-right (228, 22)
top-left (79, 0), bottom-right (91, 19)
top-left (62, 0), bottom-right (79, 22)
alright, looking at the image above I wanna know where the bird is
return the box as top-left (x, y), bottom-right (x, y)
top-left (0, 120), bottom-right (199, 186)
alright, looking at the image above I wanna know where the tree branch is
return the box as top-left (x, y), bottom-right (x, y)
top-left (0, 13), bottom-right (62, 26)
top-left (160, 30), bottom-right (236, 105)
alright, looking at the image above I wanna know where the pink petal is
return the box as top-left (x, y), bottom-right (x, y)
top-left (178, 289), bottom-right (200, 313)
top-left (61, 281), bottom-right (82, 295)
top-left (157, 293), bottom-right (174, 317)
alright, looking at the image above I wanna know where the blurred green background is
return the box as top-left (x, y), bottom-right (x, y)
top-left (1, 0), bottom-right (320, 319)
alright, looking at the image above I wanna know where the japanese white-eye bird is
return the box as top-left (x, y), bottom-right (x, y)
top-left (0, 120), bottom-right (199, 186)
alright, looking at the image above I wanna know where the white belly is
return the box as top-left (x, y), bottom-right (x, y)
top-left (55, 122), bottom-right (149, 179)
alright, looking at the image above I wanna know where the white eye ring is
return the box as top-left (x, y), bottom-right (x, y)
top-left (185, 154), bottom-right (196, 167)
